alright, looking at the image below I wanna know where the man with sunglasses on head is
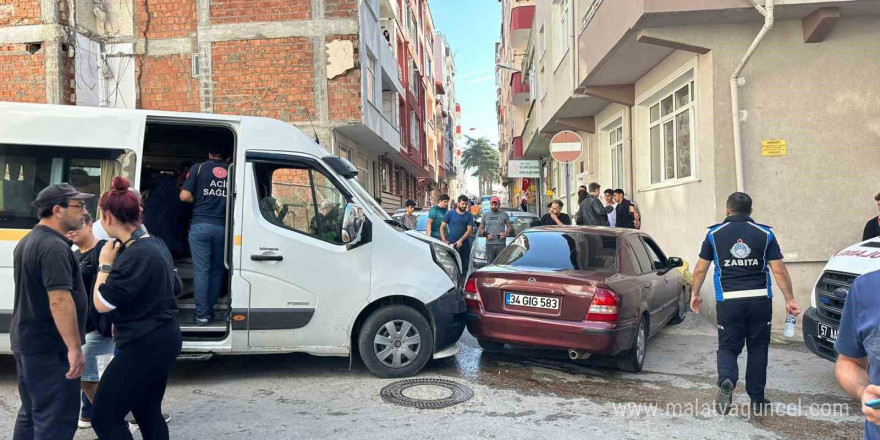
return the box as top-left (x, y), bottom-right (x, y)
top-left (11, 184), bottom-right (92, 440)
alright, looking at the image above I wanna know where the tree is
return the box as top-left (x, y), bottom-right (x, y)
top-left (460, 136), bottom-right (501, 196)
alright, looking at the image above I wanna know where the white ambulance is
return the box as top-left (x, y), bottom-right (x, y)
top-left (803, 236), bottom-right (880, 361)
top-left (0, 102), bottom-right (466, 378)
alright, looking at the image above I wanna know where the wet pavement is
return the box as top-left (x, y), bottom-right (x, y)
top-left (0, 314), bottom-right (863, 439)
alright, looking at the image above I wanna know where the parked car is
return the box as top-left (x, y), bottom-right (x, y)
top-left (803, 236), bottom-right (880, 361)
top-left (391, 210), bottom-right (431, 232)
top-left (464, 226), bottom-right (688, 372)
top-left (471, 210), bottom-right (540, 269)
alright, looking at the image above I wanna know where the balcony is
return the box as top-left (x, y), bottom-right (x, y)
top-left (510, 72), bottom-right (530, 106)
top-left (510, 5), bottom-right (535, 50)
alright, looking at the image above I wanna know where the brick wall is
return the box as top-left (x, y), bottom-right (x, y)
top-left (325, 0), bottom-right (358, 19)
top-left (212, 38), bottom-right (315, 121)
top-left (327, 35), bottom-right (360, 122)
top-left (135, 0), bottom-right (196, 39)
top-left (0, 44), bottom-right (45, 103)
top-left (210, 0), bottom-right (310, 24)
top-left (62, 47), bottom-right (75, 104)
top-left (0, 0), bottom-right (41, 26)
top-left (138, 54), bottom-right (200, 112)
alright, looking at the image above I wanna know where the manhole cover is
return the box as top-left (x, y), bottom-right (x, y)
top-left (380, 378), bottom-right (474, 409)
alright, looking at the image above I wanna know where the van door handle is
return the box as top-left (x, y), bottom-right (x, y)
top-left (251, 255), bottom-right (283, 261)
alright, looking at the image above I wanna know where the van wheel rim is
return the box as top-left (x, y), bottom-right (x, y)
top-left (374, 320), bottom-right (421, 369)
top-left (636, 322), bottom-right (646, 365)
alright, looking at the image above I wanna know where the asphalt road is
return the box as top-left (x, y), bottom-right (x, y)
top-left (0, 315), bottom-right (864, 440)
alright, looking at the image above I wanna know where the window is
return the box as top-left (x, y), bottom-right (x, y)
top-left (605, 118), bottom-right (624, 190)
top-left (496, 232), bottom-right (617, 272)
top-left (0, 145), bottom-right (136, 229)
top-left (410, 112), bottom-right (419, 150)
top-left (366, 53), bottom-right (377, 105)
top-left (629, 240), bottom-right (652, 274)
top-left (641, 237), bottom-right (668, 271)
top-left (355, 155), bottom-right (372, 194)
top-left (553, 0), bottom-right (571, 67)
top-left (649, 80), bottom-right (694, 184)
top-left (382, 161), bottom-right (392, 191)
top-left (528, 65), bottom-right (536, 103)
top-left (409, 61), bottom-right (419, 96)
top-left (254, 162), bottom-right (348, 244)
top-left (538, 25), bottom-right (545, 60)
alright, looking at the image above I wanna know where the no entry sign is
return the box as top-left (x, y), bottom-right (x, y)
top-left (549, 131), bottom-right (584, 163)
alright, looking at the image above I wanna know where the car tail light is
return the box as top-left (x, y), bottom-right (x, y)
top-left (587, 288), bottom-right (619, 322)
top-left (464, 276), bottom-right (482, 308)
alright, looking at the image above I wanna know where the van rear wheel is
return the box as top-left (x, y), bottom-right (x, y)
top-left (358, 305), bottom-right (434, 378)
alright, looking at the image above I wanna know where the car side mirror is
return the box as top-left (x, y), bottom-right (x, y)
top-left (341, 203), bottom-right (366, 246)
top-left (667, 257), bottom-right (683, 268)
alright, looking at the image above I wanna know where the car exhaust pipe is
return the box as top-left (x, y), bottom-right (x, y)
top-left (568, 349), bottom-right (590, 360)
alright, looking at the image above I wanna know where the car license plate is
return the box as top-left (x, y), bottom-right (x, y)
top-left (818, 322), bottom-right (838, 343)
top-left (505, 292), bottom-right (559, 310)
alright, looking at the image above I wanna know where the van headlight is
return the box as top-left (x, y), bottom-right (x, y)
top-left (473, 247), bottom-right (486, 260)
top-left (431, 243), bottom-right (460, 284)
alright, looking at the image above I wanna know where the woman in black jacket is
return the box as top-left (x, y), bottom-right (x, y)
top-left (91, 177), bottom-right (181, 440)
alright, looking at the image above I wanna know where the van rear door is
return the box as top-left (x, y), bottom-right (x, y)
top-left (238, 151), bottom-right (371, 349)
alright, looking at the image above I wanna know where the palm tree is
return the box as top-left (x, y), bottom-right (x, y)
top-left (460, 136), bottom-right (501, 196)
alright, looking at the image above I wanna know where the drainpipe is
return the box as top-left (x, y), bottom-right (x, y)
top-left (731, 0), bottom-right (774, 193)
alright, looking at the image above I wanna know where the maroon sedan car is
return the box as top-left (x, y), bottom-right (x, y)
top-left (464, 226), bottom-right (687, 372)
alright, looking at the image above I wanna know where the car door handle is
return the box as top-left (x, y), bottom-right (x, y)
top-left (251, 255), bottom-right (283, 261)
top-left (643, 282), bottom-right (652, 288)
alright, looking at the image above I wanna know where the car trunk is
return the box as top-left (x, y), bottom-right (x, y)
top-left (474, 267), bottom-right (611, 322)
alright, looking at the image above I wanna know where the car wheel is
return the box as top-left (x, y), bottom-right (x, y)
top-left (477, 339), bottom-right (505, 352)
top-left (668, 288), bottom-right (689, 326)
top-left (358, 305), bottom-right (434, 378)
top-left (617, 317), bottom-right (647, 373)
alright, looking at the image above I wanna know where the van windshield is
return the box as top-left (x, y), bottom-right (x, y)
top-left (346, 177), bottom-right (390, 221)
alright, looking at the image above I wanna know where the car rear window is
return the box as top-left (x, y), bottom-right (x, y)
top-left (495, 231), bottom-right (618, 272)
top-left (511, 216), bottom-right (538, 235)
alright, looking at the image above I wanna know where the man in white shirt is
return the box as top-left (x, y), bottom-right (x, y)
top-left (604, 189), bottom-right (618, 227)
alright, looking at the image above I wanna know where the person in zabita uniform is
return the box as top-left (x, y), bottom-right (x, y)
top-left (180, 148), bottom-right (229, 326)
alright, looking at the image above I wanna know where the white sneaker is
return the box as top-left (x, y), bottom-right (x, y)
top-left (77, 417), bottom-right (92, 429)
top-left (128, 422), bottom-right (139, 434)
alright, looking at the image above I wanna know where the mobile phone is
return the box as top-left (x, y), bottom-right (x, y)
top-left (866, 398), bottom-right (880, 409)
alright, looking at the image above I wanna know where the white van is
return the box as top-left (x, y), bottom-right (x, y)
top-left (803, 236), bottom-right (880, 361)
top-left (0, 102), bottom-right (466, 378)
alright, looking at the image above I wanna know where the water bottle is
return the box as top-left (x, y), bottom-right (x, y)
top-left (784, 313), bottom-right (796, 338)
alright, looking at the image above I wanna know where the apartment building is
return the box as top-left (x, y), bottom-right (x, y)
top-left (496, 0), bottom-right (535, 209)
top-left (500, 0), bottom-right (880, 326)
top-left (0, 0), bottom-right (456, 210)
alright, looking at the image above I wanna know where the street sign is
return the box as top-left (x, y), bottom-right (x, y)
top-left (549, 131), bottom-right (584, 163)
top-left (508, 160), bottom-right (541, 178)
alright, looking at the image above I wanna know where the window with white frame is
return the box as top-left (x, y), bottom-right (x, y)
top-left (366, 53), bottom-right (377, 105)
top-left (605, 118), bottom-right (624, 190)
top-left (528, 65), bottom-right (535, 103)
top-left (410, 112), bottom-right (419, 150)
top-left (553, 0), bottom-right (570, 67)
top-left (648, 80), bottom-right (695, 184)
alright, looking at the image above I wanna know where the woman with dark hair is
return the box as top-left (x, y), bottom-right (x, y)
top-left (90, 177), bottom-right (181, 440)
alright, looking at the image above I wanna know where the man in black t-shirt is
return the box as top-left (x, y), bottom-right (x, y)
top-left (11, 184), bottom-right (91, 440)
top-left (181, 148), bottom-right (229, 325)
top-left (863, 192), bottom-right (880, 241)
top-left (612, 189), bottom-right (640, 229)
top-left (540, 200), bottom-right (571, 226)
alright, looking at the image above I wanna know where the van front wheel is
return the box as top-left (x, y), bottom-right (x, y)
top-left (358, 305), bottom-right (435, 378)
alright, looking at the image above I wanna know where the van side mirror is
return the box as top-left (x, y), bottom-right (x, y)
top-left (667, 257), bottom-right (683, 268)
top-left (341, 203), bottom-right (366, 246)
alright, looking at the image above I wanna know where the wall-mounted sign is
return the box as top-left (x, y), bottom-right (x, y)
top-left (508, 160), bottom-right (541, 178)
top-left (761, 139), bottom-right (787, 157)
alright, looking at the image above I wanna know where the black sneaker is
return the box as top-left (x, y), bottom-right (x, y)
top-left (715, 378), bottom-right (735, 415)
top-left (127, 413), bottom-right (172, 426)
top-left (193, 316), bottom-right (211, 326)
top-left (751, 398), bottom-right (772, 415)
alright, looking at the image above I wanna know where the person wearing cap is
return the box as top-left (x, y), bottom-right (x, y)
top-left (11, 183), bottom-right (92, 440)
top-left (477, 196), bottom-right (513, 265)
